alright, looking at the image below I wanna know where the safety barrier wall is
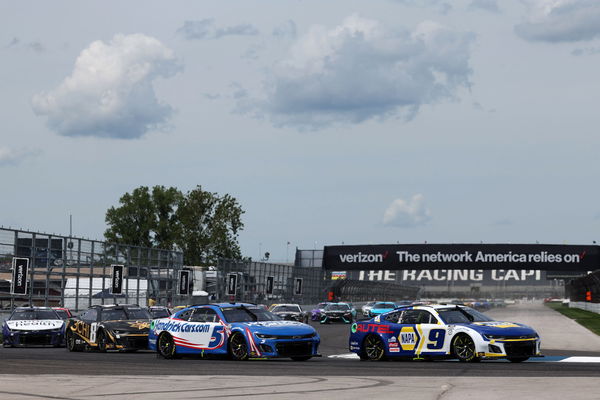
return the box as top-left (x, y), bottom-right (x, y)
top-left (566, 270), bottom-right (600, 314)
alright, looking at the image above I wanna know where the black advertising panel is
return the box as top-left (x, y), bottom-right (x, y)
top-left (294, 278), bottom-right (303, 295)
top-left (111, 264), bottom-right (124, 294)
top-left (226, 273), bottom-right (238, 296)
top-left (11, 257), bottom-right (29, 295)
top-left (323, 244), bottom-right (600, 271)
top-left (266, 276), bottom-right (274, 295)
top-left (179, 270), bottom-right (190, 295)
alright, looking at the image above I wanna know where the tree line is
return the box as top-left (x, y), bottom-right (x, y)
top-left (104, 185), bottom-right (244, 265)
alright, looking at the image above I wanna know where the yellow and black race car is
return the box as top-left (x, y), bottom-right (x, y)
top-left (65, 304), bottom-right (151, 352)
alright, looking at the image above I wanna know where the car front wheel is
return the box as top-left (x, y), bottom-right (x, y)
top-left (228, 333), bottom-right (249, 361)
top-left (66, 330), bottom-right (82, 352)
top-left (157, 332), bottom-right (177, 359)
top-left (363, 334), bottom-right (386, 361)
top-left (452, 334), bottom-right (480, 362)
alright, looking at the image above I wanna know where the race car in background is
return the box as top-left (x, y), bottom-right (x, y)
top-left (310, 302), bottom-right (330, 321)
top-left (269, 304), bottom-right (309, 323)
top-left (147, 306), bottom-right (172, 319)
top-left (65, 304), bottom-right (151, 352)
top-left (350, 304), bottom-right (541, 362)
top-left (149, 303), bottom-right (320, 361)
top-left (368, 302), bottom-right (397, 318)
top-left (320, 302), bottom-right (354, 324)
top-left (2, 307), bottom-right (65, 347)
top-left (362, 302), bottom-right (376, 317)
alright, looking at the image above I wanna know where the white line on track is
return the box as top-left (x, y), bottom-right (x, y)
top-left (328, 353), bottom-right (600, 362)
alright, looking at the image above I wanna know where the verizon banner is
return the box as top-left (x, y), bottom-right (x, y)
top-left (11, 257), bottom-right (29, 295)
top-left (179, 270), bottom-right (190, 295)
top-left (111, 264), bottom-right (124, 294)
top-left (322, 244), bottom-right (600, 271)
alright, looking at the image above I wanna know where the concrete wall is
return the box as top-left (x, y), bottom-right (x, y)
top-left (569, 301), bottom-right (600, 314)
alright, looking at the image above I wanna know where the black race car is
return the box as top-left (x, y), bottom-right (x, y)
top-left (65, 304), bottom-right (151, 352)
top-left (269, 304), bottom-right (309, 323)
top-left (146, 306), bottom-right (172, 319)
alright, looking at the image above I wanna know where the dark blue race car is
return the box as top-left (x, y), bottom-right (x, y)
top-left (350, 304), bottom-right (541, 362)
top-left (3, 307), bottom-right (65, 347)
top-left (148, 303), bottom-right (320, 361)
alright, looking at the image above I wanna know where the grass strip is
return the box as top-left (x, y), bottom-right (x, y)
top-left (545, 302), bottom-right (600, 336)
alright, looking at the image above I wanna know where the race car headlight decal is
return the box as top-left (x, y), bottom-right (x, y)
top-left (256, 333), bottom-right (277, 339)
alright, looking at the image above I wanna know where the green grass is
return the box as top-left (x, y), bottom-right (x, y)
top-left (545, 302), bottom-right (600, 336)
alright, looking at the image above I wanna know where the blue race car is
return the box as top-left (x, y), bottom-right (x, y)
top-left (3, 307), bottom-right (65, 347)
top-left (368, 302), bottom-right (397, 318)
top-left (350, 304), bottom-right (541, 362)
top-left (149, 303), bottom-right (320, 361)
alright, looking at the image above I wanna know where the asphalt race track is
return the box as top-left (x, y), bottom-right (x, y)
top-left (2, 317), bottom-right (600, 378)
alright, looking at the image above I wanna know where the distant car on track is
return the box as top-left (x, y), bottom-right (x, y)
top-left (361, 302), bottom-right (376, 317)
top-left (310, 302), bottom-right (330, 321)
top-left (2, 307), bottom-right (65, 347)
top-left (320, 302), bottom-right (354, 324)
top-left (65, 304), bottom-right (151, 352)
top-left (147, 306), bottom-right (172, 319)
top-left (52, 307), bottom-right (73, 320)
top-left (269, 304), bottom-right (309, 323)
top-left (149, 303), bottom-right (320, 361)
top-left (350, 304), bottom-right (541, 362)
top-left (368, 302), bottom-right (397, 317)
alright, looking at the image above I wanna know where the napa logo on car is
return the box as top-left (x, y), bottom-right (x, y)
top-left (400, 326), bottom-right (418, 351)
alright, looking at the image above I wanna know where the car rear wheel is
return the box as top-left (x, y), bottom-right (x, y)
top-left (157, 332), bottom-right (177, 359)
top-left (228, 333), bottom-right (249, 361)
top-left (97, 330), bottom-right (108, 353)
top-left (66, 330), bottom-right (82, 352)
top-left (508, 357), bottom-right (529, 363)
top-left (452, 334), bottom-right (480, 362)
top-left (363, 334), bottom-right (386, 361)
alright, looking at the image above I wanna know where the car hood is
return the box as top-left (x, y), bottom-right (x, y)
top-left (466, 321), bottom-right (537, 337)
top-left (371, 308), bottom-right (393, 314)
top-left (274, 311), bottom-right (301, 316)
top-left (238, 321), bottom-right (315, 336)
top-left (5, 319), bottom-right (64, 331)
top-left (102, 320), bottom-right (150, 333)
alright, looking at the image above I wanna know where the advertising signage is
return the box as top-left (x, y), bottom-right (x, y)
top-left (322, 244), bottom-right (599, 271)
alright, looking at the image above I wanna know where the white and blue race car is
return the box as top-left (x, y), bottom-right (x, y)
top-left (349, 304), bottom-right (541, 362)
top-left (2, 307), bottom-right (65, 347)
top-left (149, 303), bottom-right (320, 361)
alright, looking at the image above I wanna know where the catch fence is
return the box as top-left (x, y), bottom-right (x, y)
top-left (0, 227), bottom-right (184, 311)
top-left (567, 270), bottom-right (600, 314)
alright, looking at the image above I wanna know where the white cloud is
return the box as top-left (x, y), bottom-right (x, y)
top-left (383, 194), bottom-right (431, 228)
top-left (515, 0), bottom-right (600, 42)
top-left (248, 15), bottom-right (474, 129)
top-left (391, 0), bottom-right (452, 14)
top-left (468, 0), bottom-right (500, 13)
top-left (177, 20), bottom-right (259, 40)
top-left (0, 147), bottom-right (39, 166)
top-left (32, 34), bottom-right (180, 139)
top-left (273, 20), bottom-right (297, 38)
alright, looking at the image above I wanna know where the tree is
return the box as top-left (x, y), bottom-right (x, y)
top-left (104, 185), bottom-right (245, 265)
top-left (176, 187), bottom-right (245, 265)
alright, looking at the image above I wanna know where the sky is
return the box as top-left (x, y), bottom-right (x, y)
top-left (2, 0), bottom-right (600, 263)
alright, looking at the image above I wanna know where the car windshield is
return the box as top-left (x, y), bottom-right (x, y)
top-left (149, 308), bottom-right (170, 318)
top-left (101, 308), bottom-right (150, 321)
top-left (221, 307), bottom-right (280, 322)
top-left (10, 309), bottom-right (58, 320)
top-left (54, 310), bottom-right (70, 319)
top-left (272, 305), bottom-right (300, 313)
top-left (437, 307), bottom-right (493, 324)
top-left (374, 303), bottom-right (395, 309)
top-left (325, 304), bottom-right (349, 311)
top-left (317, 303), bottom-right (328, 308)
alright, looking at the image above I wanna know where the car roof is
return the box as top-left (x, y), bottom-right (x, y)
top-left (14, 306), bottom-right (54, 310)
top-left (271, 303), bottom-right (300, 307)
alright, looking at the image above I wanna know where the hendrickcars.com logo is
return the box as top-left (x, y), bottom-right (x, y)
top-left (339, 251), bottom-right (389, 263)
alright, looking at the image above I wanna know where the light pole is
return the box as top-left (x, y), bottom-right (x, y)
top-left (286, 241), bottom-right (290, 263)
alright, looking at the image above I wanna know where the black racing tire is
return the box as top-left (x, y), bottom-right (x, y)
top-left (66, 329), bottom-right (82, 352)
top-left (228, 333), bottom-right (249, 361)
top-left (508, 357), bottom-right (529, 363)
top-left (291, 356), bottom-right (312, 361)
top-left (363, 334), bottom-right (386, 361)
top-left (157, 332), bottom-right (177, 359)
top-left (451, 334), bottom-right (480, 362)
top-left (97, 330), bottom-right (108, 353)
